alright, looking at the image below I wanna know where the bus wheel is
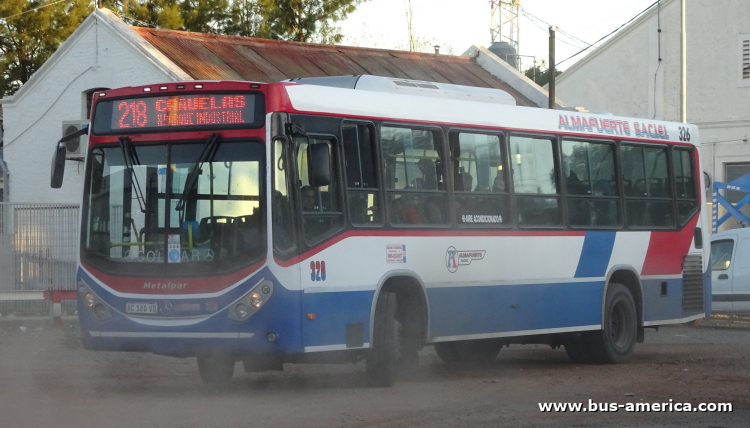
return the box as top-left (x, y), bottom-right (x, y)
top-left (366, 291), bottom-right (399, 387)
top-left (434, 342), bottom-right (462, 363)
top-left (591, 283), bottom-right (637, 363)
top-left (197, 353), bottom-right (235, 385)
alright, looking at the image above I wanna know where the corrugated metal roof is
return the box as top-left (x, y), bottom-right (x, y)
top-left (133, 27), bottom-right (537, 107)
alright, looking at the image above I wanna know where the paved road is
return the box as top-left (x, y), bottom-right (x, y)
top-left (1, 316), bottom-right (749, 428)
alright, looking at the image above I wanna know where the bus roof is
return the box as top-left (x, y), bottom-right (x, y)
top-left (281, 82), bottom-right (700, 147)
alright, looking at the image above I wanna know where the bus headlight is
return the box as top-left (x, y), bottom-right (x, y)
top-left (250, 292), bottom-right (263, 308)
top-left (84, 293), bottom-right (95, 308)
top-left (227, 280), bottom-right (274, 322)
top-left (78, 281), bottom-right (112, 320)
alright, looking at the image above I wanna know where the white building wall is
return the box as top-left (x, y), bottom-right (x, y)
top-left (556, 0), bottom-right (750, 195)
top-left (0, 15), bottom-right (176, 204)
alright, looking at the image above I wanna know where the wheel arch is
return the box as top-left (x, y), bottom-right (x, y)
top-left (604, 265), bottom-right (644, 327)
top-left (369, 270), bottom-right (430, 346)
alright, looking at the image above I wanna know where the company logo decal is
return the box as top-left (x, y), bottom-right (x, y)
top-left (143, 281), bottom-right (188, 291)
top-left (387, 244), bottom-right (406, 263)
top-left (445, 247), bottom-right (485, 273)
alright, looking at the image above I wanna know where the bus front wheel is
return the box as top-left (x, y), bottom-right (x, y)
top-left (197, 353), bottom-right (236, 385)
top-left (590, 283), bottom-right (637, 363)
top-left (367, 291), bottom-right (399, 387)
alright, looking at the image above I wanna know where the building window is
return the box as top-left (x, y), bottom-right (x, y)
top-left (724, 162), bottom-right (750, 220)
top-left (740, 34), bottom-right (750, 87)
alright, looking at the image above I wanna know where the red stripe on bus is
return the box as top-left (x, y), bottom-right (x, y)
top-left (274, 229), bottom-right (585, 267)
top-left (81, 260), bottom-right (265, 295)
top-left (640, 216), bottom-right (700, 276)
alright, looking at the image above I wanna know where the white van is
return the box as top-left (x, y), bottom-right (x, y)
top-left (711, 228), bottom-right (750, 313)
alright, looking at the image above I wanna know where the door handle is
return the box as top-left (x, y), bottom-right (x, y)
top-left (718, 274), bottom-right (729, 280)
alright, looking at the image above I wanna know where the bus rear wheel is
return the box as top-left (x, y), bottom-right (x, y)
top-left (197, 353), bottom-right (235, 385)
top-left (366, 291), bottom-right (399, 387)
top-left (590, 283), bottom-right (637, 363)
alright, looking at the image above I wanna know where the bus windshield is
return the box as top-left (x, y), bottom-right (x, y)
top-left (82, 140), bottom-right (264, 276)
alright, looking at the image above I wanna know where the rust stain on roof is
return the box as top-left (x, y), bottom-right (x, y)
top-left (133, 27), bottom-right (536, 107)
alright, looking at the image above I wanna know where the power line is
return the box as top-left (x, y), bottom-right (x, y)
top-left (519, 10), bottom-right (588, 51)
top-left (555, 1), bottom-right (659, 67)
top-left (520, 7), bottom-right (594, 50)
top-left (0, 0), bottom-right (68, 22)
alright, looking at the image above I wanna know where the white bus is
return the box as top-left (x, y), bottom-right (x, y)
top-left (53, 75), bottom-right (710, 386)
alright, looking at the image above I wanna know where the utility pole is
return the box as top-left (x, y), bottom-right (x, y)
top-left (549, 26), bottom-right (556, 109)
top-left (680, 0), bottom-right (687, 122)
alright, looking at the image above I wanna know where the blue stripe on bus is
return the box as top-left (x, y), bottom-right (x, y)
top-left (574, 231), bottom-right (616, 278)
top-left (302, 291), bottom-right (374, 348)
top-left (427, 281), bottom-right (605, 339)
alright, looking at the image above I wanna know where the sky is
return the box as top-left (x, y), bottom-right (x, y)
top-left (340, 0), bottom-right (658, 72)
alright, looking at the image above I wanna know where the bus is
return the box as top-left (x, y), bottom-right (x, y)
top-left (51, 76), bottom-right (710, 387)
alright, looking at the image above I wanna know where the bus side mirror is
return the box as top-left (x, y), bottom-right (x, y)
top-left (50, 145), bottom-right (66, 189)
top-left (307, 143), bottom-right (330, 187)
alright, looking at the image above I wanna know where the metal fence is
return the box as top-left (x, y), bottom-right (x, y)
top-left (0, 203), bottom-right (80, 293)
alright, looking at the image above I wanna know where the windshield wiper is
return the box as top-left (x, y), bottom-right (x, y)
top-left (175, 133), bottom-right (221, 214)
top-left (118, 137), bottom-right (147, 213)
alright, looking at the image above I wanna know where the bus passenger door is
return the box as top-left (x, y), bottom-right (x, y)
top-left (288, 115), bottom-right (350, 350)
top-left (710, 237), bottom-right (736, 312)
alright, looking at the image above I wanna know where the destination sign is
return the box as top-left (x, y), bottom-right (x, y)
top-left (92, 93), bottom-right (263, 134)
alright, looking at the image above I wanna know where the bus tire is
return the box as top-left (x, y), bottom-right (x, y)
top-left (434, 342), bottom-right (462, 363)
top-left (366, 291), bottom-right (399, 387)
top-left (197, 353), bottom-right (235, 385)
top-left (590, 283), bottom-right (638, 364)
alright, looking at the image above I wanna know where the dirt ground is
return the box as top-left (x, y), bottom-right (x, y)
top-left (1, 316), bottom-right (749, 428)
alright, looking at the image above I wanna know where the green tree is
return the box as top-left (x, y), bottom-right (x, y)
top-left (224, 0), bottom-right (267, 37)
top-left (100, 0), bottom-right (183, 30)
top-left (0, 0), bottom-right (92, 97)
top-left (524, 60), bottom-right (562, 88)
top-left (259, 0), bottom-right (366, 44)
top-left (181, 0), bottom-right (229, 34)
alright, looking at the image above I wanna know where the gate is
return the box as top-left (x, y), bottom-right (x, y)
top-left (0, 203), bottom-right (80, 294)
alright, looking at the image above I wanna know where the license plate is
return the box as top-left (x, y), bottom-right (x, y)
top-left (126, 302), bottom-right (158, 314)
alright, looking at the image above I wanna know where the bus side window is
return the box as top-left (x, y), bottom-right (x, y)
top-left (562, 139), bottom-right (619, 228)
top-left (449, 131), bottom-right (509, 227)
top-left (297, 136), bottom-right (344, 243)
top-left (621, 144), bottom-right (674, 228)
top-left (343, 123), bottom-right (381, 226)
top-left (381, 126), bottom-right (448, 226)
top-left (510, 135), bottom-right (561, 226)
top-left (673, 147), bottom-right (698, 224)
top-left (273, 138), bottom-right (295, 253)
